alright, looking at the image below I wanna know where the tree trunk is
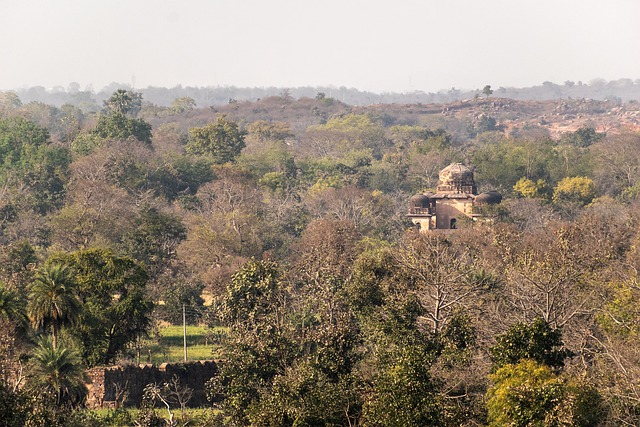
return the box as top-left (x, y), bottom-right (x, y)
top-left (52, 322), bottom-right (59, 350)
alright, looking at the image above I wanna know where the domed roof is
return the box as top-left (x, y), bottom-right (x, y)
top-left (410, 193), bottom-right (431, 208)
top-left (475, 190), bottom-right (503, 204)
top-left (439, 163), bottom-right (473, 182)
top-left (437, 163), bottom-right (477, 194)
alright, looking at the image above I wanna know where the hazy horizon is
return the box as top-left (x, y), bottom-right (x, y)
top-left (2, 0), bottom-right (639, 94)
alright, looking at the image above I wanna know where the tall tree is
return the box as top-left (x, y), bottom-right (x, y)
top-left (91, 112), bottom-right (152, 144)
top-left (27, 265), bottom-right (81, 350)
top-left (120, 207), bottom-right (187, 280)
top-left (395, 232), bottom-right (483, 334)
top-left (0, 117), bottom-right (49, 169)
top-left (187, 115), bottom-right (246, 164)
top-left (0, 282), bottom-right (28, 385)
top-left (28, 337), bottom-right (88, 407)
top-left (486, 359), bottom-right (603, 427)
top-left (103, 89), bottom-right (143, 117)
top-left (0, 282), bottom-right (26, 327)
top-left (47, 249), bottom-right (153, 366)
top-left (490, 317), bottom-right (572, 370)
top-left (171, 96), bottom-right (196, 113)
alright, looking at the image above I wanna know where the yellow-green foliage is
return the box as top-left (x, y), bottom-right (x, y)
top-left (307, 114), bottom-right (386, 156)
top-left (487, 359), bottom-right (561, 426)
top-left (487, 359), bottom-right (604, 426)
top-left (513, 177), bottom-right (548, 199)
top-left (552, 176), bottom-right (596, 205)
top-left (598, 281), bottom-right (640, 339)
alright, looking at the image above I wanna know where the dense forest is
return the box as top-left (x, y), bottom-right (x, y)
top-left (2, 87), bottom-right (640, 426)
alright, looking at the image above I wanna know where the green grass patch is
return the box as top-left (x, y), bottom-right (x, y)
top-left (86, 407), bottom-right (220, 426)
top-left (137, 325), bottom-right (227, 365)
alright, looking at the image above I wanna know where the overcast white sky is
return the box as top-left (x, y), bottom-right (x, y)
top-left (1, 0), bottom-right (639, 93)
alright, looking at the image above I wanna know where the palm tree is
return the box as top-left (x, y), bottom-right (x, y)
top-left (29, 336), bottom-right (88, 406)
top-left (27, 264), bottom-right (81, 350)
top-left (0, 282), bottom-right (27, 327)
top-left (0, 282), bottom-right (27, 376)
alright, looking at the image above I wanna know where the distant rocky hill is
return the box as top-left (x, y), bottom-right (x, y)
top-left (204, 95), bottom-right (640, 142)
top-left (354, 97), bottom-right (640, 139)
top-left (5, 84), bottom-right (639, 142)
top-left (8, 78), bottom-right (640, 109)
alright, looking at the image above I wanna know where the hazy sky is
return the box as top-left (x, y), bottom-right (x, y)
top-left (1, 0), bottom-right (639, 93)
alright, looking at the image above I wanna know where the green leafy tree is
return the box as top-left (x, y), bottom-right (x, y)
top-left (483, 85), bottom-right (493, 97)
top-left (91, 112), bottom-right (152, 144)
top-left (27, 336), bottom-right (88, 407)
top-left (471, 138), bottom-right (556, 190)
top-left (487, 359), bottom-right (604, 427)
top-left (362, 341), bottom-right (441, 427)
top-left (211, 256), bottom-right (363, 426)
top-left (47, 249), bottom-right (153, 366)
top-left (210, 259), bottom-right (293, 425)
top-left (27, 265), bottom-right (81, 350)
top-left (246, 120), bottom-right (294, 142)
top-left (21, 145), bottom-right (71, 214)
top-left (345, 243), bottom-right (391, 314)
top-left (171, 96), bottom-right (196, 113)
top-left (157, 278), bottom-right (205, 324)
top-left (187, 115), bottom-right (246, 164)
top-left (358, 275), bottom-right (468, 426)
top-left (0, 117), bottom-right (49, 169)
top-left (389, 125), bottom-right (451, 152)
top-left (0, 91), bottom-right (22, 112)
top-left (476, 114), bottom-right (498, 133)
top-left (149, 154), bottom-right (215, 202)
top-left (560, 126), bottom-right (604, 148)
top-left (248, 361), bottom-right (361, 427)
top-left (104, 89), bottom-right (143, 117)
top-left (120, 207), bottom-right (187, 280)
top-left (221, 258), bottom-right (282, 326)
top-left (69, 131), bottom-right (104, 155)
top-left (490, 318), bottom-right (572, 370)
top-left (305, 113), bottom-right (387, 159)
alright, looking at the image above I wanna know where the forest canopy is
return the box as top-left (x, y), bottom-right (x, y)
top-left (1, 89), bottom-right (640, 425)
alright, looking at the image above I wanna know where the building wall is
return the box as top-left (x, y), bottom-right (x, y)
top-left (435, 199), bottom-right (472, 229)
top-left (86, 360), bottom-right (219, 408)
top-left (410, 216), bottom-right (432, 231)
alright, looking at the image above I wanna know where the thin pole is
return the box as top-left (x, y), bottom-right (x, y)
top-left (183, 303), bottom-right (187, 362)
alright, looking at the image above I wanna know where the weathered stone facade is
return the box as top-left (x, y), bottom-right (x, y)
top-left (86, 360), bottom-right (218, 408)
top-left (408, 163), bottom-right (502, 231)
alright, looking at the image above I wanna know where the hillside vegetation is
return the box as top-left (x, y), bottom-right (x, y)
top-left (2, 88), bottom-right (640, 425)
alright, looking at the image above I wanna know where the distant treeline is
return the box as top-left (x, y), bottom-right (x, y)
top-left (8, 78), bottom-right (640, 110)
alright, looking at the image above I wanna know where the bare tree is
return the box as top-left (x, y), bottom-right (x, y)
top-left (394, 232), bottom-right (484, 334)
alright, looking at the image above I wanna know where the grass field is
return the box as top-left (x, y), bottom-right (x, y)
top-left (88, 407), bottom-right (219, 426)
top-left (138, 324), bottom-right (227, 365)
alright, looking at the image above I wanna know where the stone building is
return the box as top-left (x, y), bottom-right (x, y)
top-left (408, 163), bottom-right (502, 231)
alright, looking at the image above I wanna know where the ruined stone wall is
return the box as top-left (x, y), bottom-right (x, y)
top-left (86, 360), bottom-right (218, 408)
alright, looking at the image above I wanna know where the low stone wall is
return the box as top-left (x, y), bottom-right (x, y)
top-left (86, 360), bottom-right (218, 408)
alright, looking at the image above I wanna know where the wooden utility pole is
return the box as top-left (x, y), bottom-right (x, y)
top-left (183, 303), bottom-right (187, 362)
